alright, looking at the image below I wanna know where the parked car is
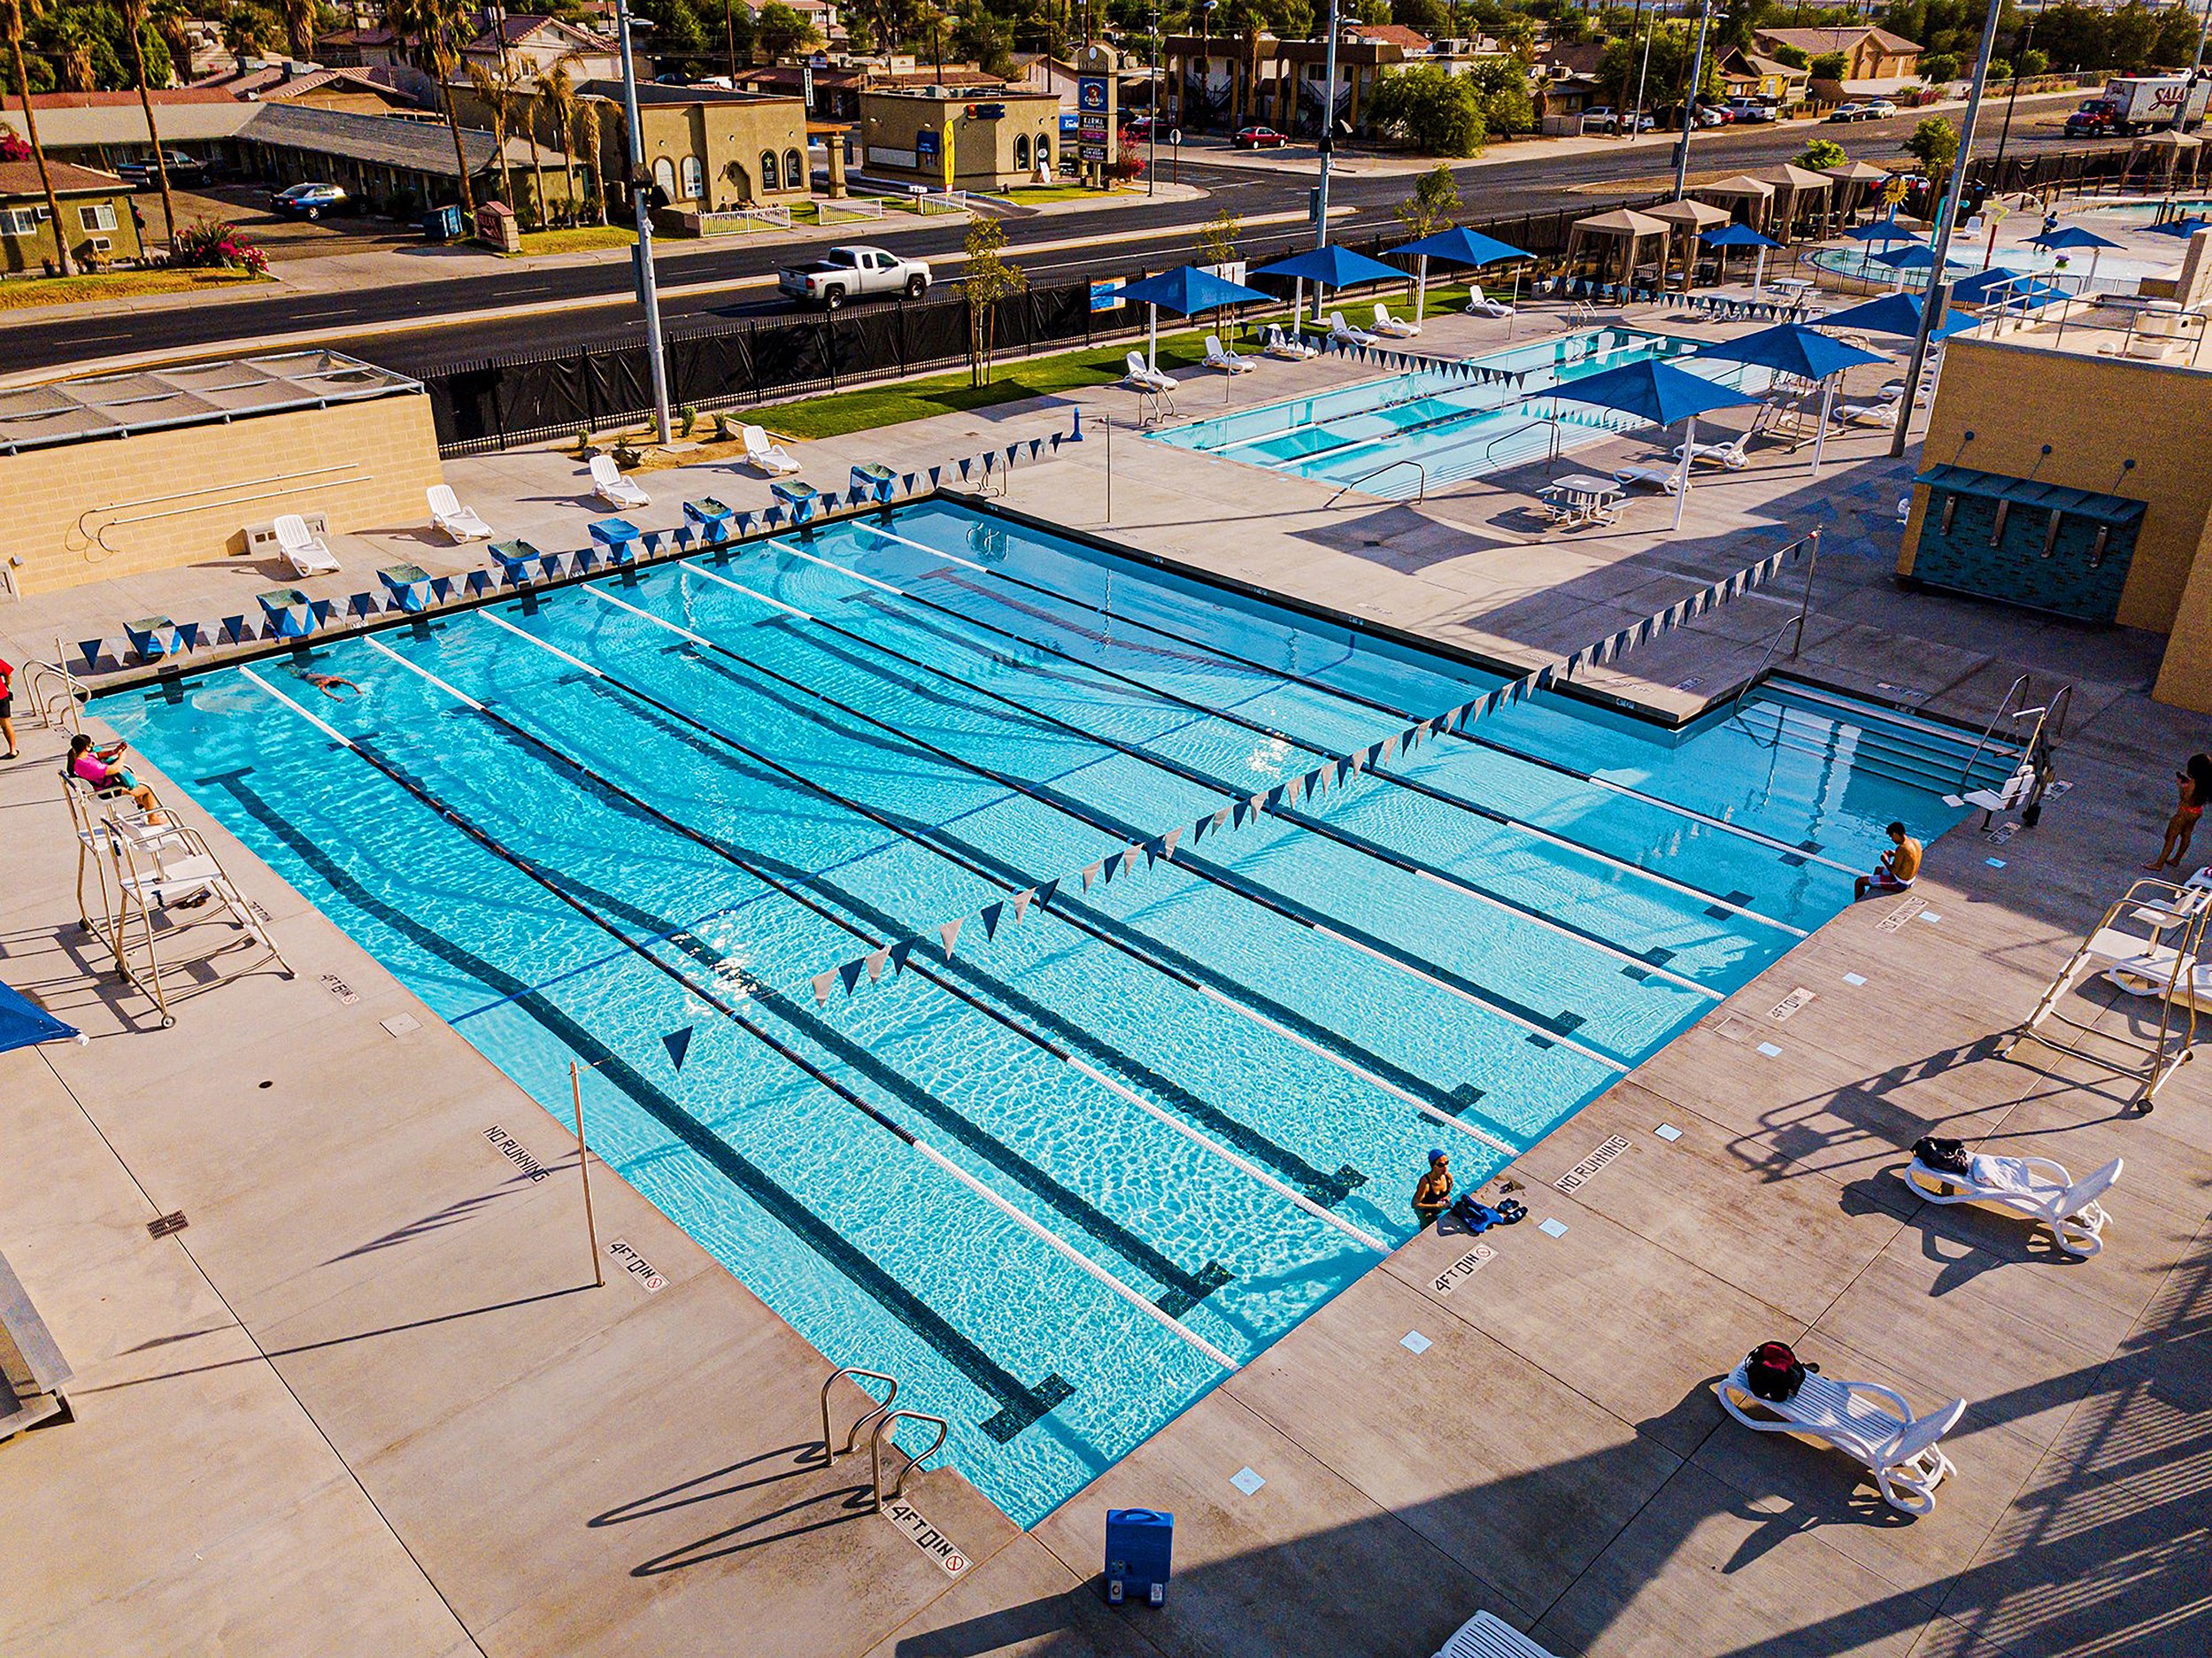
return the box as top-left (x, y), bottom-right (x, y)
top-left (268, 181), bottom-right (348, 219)
top-left (1863, 98), bottom-right (1899, 120)
top-left (1828, 102), bottom-right (1873, 122)
top-left (118, 150), bottom-right (213, 189)
top-left (1123, 114), bottom-right (1159, 139)
top-left (776, 243), bottom-right (931, 308)
top-left (1699, 101), bottom-right (1736, 124)
top-left (1725, 97), bottom-right (1778, 123)
top-left (1233, 125), bottom-right (1289, 148)
top-left (1580, 107), bottom-right (1655, 134)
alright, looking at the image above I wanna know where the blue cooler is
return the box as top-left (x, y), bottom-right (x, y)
top-left (1103, 1508), bottom-right (1172, 1607)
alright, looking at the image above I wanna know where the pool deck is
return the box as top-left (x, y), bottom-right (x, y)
top-left (2, 297), bottom-right (2205, 1657)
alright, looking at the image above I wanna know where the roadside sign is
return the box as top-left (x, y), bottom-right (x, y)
top-left (1078, 75), bottom-right (1108, 114)
top-left (1091, 278), bottom-right (1124, 312)
top-left (1079, 143), bottom-right (1108, 162)
top-left (1169, 128), bottom-right (1182, 146)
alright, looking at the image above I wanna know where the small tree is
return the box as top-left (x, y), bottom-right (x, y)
top-left (1906, 114), bottom-right (1960, 179)
top-left (1394, 162), bottom-right (1458, 297)
top-left (1198, 205), bottom-right (1241, 267)
top-left (1768, 42), bottom-right (1809, 70)
top-left (1368, 64), bottom-right (1484, 157)
top-left (2017, 47), bottom-right (2049, 79)
top-left (1808, 50), bottom-right (1848, 81)
top-left (1795, 137), bottom-right (1848, 172)
top-left (961, 215), bottom-right (1025, 388)
top-left (1917, 51), bottom-right (1959, 83)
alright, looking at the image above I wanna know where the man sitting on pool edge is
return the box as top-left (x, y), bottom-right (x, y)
top-left (1855, 821), bottom-right (1921, 901)
top-left (1412, 1149), bottom-right (1453, 1227)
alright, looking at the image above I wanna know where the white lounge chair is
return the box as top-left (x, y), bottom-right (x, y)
top-left (1372, 302), bottom-right (1421, 338)
top-left (1122, 350), bottom-right (1175, 394)
top-left (273, 513), bottom-right (338, 576)
top-left (740, 424), bottom-right (801, 476)
top-left (1329, 311), bottom-right (1380, 347)
top-left (1204, 333), bottom-right (1254, 374)
top-left (1673, 432), bottom-right (1752, 470)
top-left (1715, 1361), bottom-right (1967, 1515)
top-left (1465, 285), bottom-right (1515, 320)
top-left (1613, 464), bottom-right (1681, 494)
top-left (1899, 1149), bottom-right (2121, 1258)
top-left (590, 453), bottom-right (650, 509)
top-left (1833, 400), bottom-right (1899, 428)
top-left (1264, 324), bottom-right (1317, 360)
top-left (1433, 1609), bottom-right (1560, 1658)
top-left (426, 483), bottom-right (493, 542)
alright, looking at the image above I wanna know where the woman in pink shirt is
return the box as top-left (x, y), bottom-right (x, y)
top-left (68, 734), bottom-right (166, 822)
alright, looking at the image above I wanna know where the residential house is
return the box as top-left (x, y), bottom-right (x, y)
top-left (1718, 48), bottom-right (1810, 105)
top-left (462, 15), bottom-right (623, 83)
top-left (1751, 26), bottom-right (1922, 85)
top-left (0, 159), bottom-right (143, 273)
top-left (198, 62), bottom-right (431, 114)
top-left (312, 27), bottom-right (414, 70)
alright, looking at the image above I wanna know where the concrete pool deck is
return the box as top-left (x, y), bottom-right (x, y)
top-left (2, 297), bottom-right (2205, 1657)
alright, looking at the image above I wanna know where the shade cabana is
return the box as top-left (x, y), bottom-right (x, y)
top-left (1251, 243), bottom-right (1407, 334)
top-left (1823, 159), bottom-right (1895, 227)
top-left (1691, 174), bottom-right (1777, 236)
top-left (1563, 208), bottom-right (1672, 291)
top-left (1393, 226), bottom-right (1532, 323)
top-left (2029, 222), bottom-right (2123, 291)
top-left (1692, 323), bottom-right (1884, 475)
top-left (1753, 163), bottom-right (1834, 242)
top-left (1549, 357), bottom-right (1761, 528)
top-left (2130, 127), bottom-right (2203, 189)
top-left (1701, 221), bottom-right (1783, 290)
top-left (1121, 265), bottom-right (1274, 374)
top-left (1645, 198), bottom-right (1731, 290)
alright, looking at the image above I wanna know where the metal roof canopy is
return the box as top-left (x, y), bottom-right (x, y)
top-left (1914, 463), bottom-right (2146, 526)
top-left (0, 350), bottom-right (421, 455)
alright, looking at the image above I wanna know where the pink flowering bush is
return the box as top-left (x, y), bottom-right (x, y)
top-left (165, 221), bottom-right (270, 275)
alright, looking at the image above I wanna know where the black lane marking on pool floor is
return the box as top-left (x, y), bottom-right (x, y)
top-left (197, 765), bottom-right (1072, 1442)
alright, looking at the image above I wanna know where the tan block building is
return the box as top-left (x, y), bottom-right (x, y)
top-left (0, 159), bottom-right (144, 274)
top-left (1900, 305), bottom-right (2212, 710)
top-left (0, 353), bottom-right (443, 596)
top-left (857, 89), bottom-right (1060, 189)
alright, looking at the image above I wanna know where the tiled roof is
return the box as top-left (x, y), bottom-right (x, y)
top-left (0, 158), bottom-right (130, 197)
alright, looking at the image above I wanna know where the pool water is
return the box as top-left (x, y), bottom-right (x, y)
top-left (1150, 328), bottom-right (1758, 497)
top-left (101, 501), bottom-right (2007, 1525)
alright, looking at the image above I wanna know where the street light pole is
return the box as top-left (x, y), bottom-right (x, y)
top-left (616, 0), bottom-right (673, 445)
top-left (1890, 0), bottom-right (2002, 459)
top-left (1149, 0), bottom-right (1159, 196)
top-left (2176, 0), bottom-right (2212, 132)
top-left (1674, 0), bottom-right (1712, 199)
top-left (1315, 0), bottom-right (1340, 248)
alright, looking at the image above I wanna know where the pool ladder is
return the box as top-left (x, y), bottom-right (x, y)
top-left (819, 1366), bottom-right (950, 1512)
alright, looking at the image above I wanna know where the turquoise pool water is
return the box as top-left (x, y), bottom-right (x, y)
top-left (100, 501), bottom-right (2005, 1525)
top-left (1149, 328), bottom-right (1768, 497)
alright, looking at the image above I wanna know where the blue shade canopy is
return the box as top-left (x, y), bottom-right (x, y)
top-left (1950, 266), bottom-right (2067, 307)
top-left (1700, 222), bottom-right (1782, 250)
top-left (0, 980), bottom-right (77, 1055)
top-left (1251, 243), bottom-right (1407, 289)
top-left (1873, 242), bottom-right (1941, 270)
top-left (1118, 265), bottom-right (1274, 313)
top-left (1692, 322), bottom-right (1885, 382)
top-left (1550, 357), bottom-right (1761, 427)
top-left (2144, 215), bottom-right (2212, 239)
top-left (1392, 227), bottom-right (1532, 267)
top-left (1846, 215), bottom-right (1915, 242)
top-left (1818, 290), bottom-right (1978, 339)
top-left (2029, 223), bottom-right (2123, 252)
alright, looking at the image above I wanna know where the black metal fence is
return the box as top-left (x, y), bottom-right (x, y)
top-left (419, 146), bottom-right (2141, 456)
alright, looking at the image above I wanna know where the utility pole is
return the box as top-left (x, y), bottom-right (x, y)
top-left (1985, 12), bottom-right (2033, 266)
top-left (1315, 0), bottom-right (1339, 248)
top-left (1630, 13), bottom-right (1655, 143)
top-left (616, 0), bottom-right (672, 444)
top-left (1674, 0), bottom-right (1712, 198)
top-left (2175, 0), bottom-right (2211, 131)
top-left (1890, 0), bottom-right (2001, 459)
top-left (1148, 0), bottom-right (1159, 196)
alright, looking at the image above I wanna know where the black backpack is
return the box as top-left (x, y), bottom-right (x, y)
top-left (1915, 1137), bottom-right (1972, 1177)
top-left (1745, 1341), bottom-right (1816, 1402)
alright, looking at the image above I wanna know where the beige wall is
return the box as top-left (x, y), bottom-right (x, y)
top-left (859, 93), bottom-right (1060, 189)
top-left (3, 393), bottom-right (444, 596)
top-left (1903, 334), bottom-right (2212, 709)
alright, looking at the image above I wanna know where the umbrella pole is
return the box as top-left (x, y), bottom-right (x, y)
top-left (1148, 303), bottom-right (1159, 374)
top-left (1673, 414), bottom-right (1694, 531)
top-left (1753, 247), bottom-right (1766, 294)
top-left (1812, 376), bottom-right (1832, 476)
top-left (1416, 253), bottom-right (1428, 325)
top-left (1293, 277), bottom-right (1305, 338)
top-left (2087, 247), bottom-right (2102, 294)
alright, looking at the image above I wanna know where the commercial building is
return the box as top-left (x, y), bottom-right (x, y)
top-left (239, 104), bottom-right (564, 220)
top-left (0, 159), bottom-right (143, 274)
top-left (856, 88), bottom-right (1060, 189)
top-left (1901, 246), bottom-right (2212, 709)
top-left (569, 82), bottom-right (814, 217)
top-left (0, 351), bottom-right (442, 594)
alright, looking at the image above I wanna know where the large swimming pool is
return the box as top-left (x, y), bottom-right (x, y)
top-left (1149, 328), bottom-right (1757, 497)
top-left (101, 500), bottom-right (2004, 1525)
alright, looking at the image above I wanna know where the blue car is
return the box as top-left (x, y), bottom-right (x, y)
top-left (269, 181), bottom-right (348, 220)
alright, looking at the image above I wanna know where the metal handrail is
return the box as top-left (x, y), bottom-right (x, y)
top-left (24, 658), bottom-right (86, 732)
top-left (1324, 457), bottom-right (1426, 506)
top-left (869, 1408), bottom-right (949, 1510)
top-left (1730, 529), bottom-right (1822, 717)
top-left (819, 1366), bottom-right (898, 1464)
top-left (1956, 673), bottom-right (2032, 787)
top-left (1476, 415), bottom-right (1555, 473)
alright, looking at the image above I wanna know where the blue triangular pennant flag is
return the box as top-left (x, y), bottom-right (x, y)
top-left (889, 938), bottom-right (916, 972)
top-left (1035, 879), bottom-right (1059, 910)
top-left (662, 1026), bottom-right (695, 1070)
top-left (839, 959), bottom-right (866, 993)
top-left (980, 901), bottom-right (1004, 938)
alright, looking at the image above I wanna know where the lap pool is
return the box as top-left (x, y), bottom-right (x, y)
top-left (99, 500), bottom-right (2006, 1524)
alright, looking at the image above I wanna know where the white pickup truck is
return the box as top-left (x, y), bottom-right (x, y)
top-left (777, 244), bottom-right (932, 308)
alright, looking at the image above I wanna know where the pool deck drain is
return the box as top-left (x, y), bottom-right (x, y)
top-left (3, 297), bottom-right (2208, 1658)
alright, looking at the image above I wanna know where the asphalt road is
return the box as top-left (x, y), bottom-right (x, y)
top-left (2, 96), bottom-right (2112, 378)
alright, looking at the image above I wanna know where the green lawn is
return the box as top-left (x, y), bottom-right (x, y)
top-left (1005, 184), bottom-right (1119, 204)
top-left (0, 266), bottom-right (267, 309)
top-left (511, 226), bottom-right (636, 256)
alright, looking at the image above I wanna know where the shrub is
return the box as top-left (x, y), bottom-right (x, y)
top-left (1918, 51), bottom-right (1959, 83)
top-left (163, 221), bottom-right (269, 276)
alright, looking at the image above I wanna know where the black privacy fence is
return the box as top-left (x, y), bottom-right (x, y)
top-left (417, 148), bottom-right (2132, 456)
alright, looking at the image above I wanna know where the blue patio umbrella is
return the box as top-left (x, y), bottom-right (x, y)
top-left (2146, 215), bottom-right (2212, 239)
top-left (1846, 215), bottom-right (1914, 243)
top-left (1950, 266), bottom-right (2065, 310)
top-left (2028, 222), bottom-right (2123, 289)
top-left (1818, 290), bottom-right (1980, 341)
top-left (1252, 243), bottom-right (1407, 332)
top-left (1700, 221), bottom-right (1783, 288)
top-left (1393, 226), bottom-right (1533, 321)
top-left (1551, 357), bottom-right (1762, 528)
top-left (1120, 264), bottom-right (1274, 373)
top-left (1692, 323), bottom-right (1885, 476)
top-left (0, 980), bottom-right (81, 1055)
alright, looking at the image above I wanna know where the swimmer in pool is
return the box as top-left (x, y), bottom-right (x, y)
top-left (302, 672), bottom-right (361, 699)
top-left (1413, 1149), bottom-right (1453, 1226)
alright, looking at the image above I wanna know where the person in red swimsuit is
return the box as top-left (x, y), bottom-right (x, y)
top-left (2149, 767), bottom-right (2205, 873)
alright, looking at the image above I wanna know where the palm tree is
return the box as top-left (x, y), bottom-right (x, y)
top-left (220, 4), bottom-right (263, 74)
top-left (390, 0), bottom-right (476, 217)
top-left (152, 0), bottom-right (193, 87)
top-left (541, 54), bottom-right (581, 225)
top-left (572, 94), bottom-right (606, 225)
top-left (279, 0), bottom-right (313, 60)
top-left (120, 0), bottom-right (180, 257)
top-left (1, 0), bottom-right (72, 274)
top-left (55, 11), bottom-right (96, 91)
top-left (465, 58), bottom-right (525, 218)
